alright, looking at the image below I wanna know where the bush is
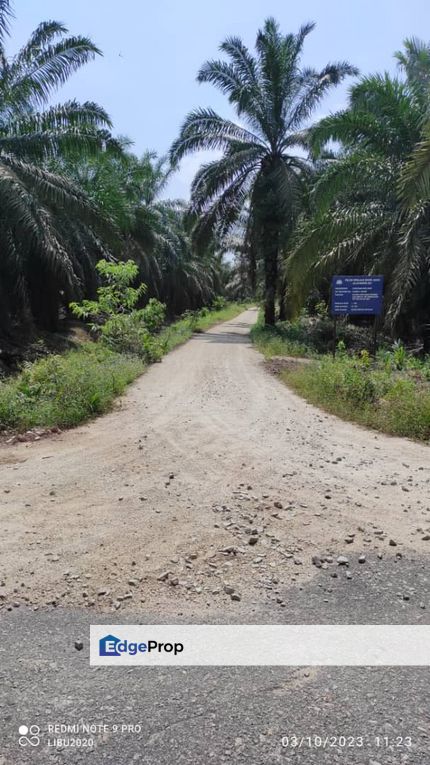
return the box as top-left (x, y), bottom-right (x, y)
top-left (70, 259), bottom-right (166, 361)
top-left (140, 298), bottom-right (166, 333)
top-left (0, 344), bottom-right (143, 431)
top-left (100, 311), bottom-right (165, 361)
top-left (212, 296), bottom-right (227, 311)
top-left (281, 355), bottom-right (430, 441)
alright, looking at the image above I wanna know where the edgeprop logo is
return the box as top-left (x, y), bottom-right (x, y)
top-left (99, 634), bottom-right (184, 657)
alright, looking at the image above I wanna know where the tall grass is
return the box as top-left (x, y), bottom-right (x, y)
top-left (0, 344), bottom-right (143, 431)
top-left (250, 320), bottom-right (313, 358)
top-left (251, 313), bottom-right (430, 442)
top-left (283, 357), bottom-right (430, 441)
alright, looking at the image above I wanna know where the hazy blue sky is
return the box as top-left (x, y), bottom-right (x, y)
top-left (10, 0), bottom-right (430, 196)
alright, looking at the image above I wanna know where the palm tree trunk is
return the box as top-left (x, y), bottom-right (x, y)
top-left (249, 242), bottom-right (257, 293)
top-left (278, 295), bottom-right (286, 321)
top-left (263, 236), bottom-right (278, 326)
top-left (278, 279), bottom-right (287, 321)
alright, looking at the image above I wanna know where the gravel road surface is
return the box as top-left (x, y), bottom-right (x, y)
top-left (1, 309), bottom-right (429, 762)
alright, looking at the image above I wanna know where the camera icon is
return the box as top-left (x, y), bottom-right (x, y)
top-left (18, 725), bottom-right (41, 747)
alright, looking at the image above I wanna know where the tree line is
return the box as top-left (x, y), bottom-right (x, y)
top-left (1, 2), bottom-right (430, 347)
top-left (0, 1), bottom-right (223, 339)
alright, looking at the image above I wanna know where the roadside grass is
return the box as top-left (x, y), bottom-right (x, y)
top-left (250, 320), bottom-right (314, 358)
top-left (251, 312), bottom-right (430, 442)
top-left (0, 344), bottom-right (144, 432)
top-left (250, 309), bottom-right (387, 358)
top-left (0, 302), bottom-right (248, 434)
top-left (282, 357), bottom-right (430, 441)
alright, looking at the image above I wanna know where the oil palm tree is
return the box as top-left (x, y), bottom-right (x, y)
top-left (395, 37), bottom-right (430, 102)
top-left (171, 18), bottom-right (357, 324)
top-left (397, 38), bottom-right (430, 207)
top-left (287, 52), bottom-right (430, 338)
top-left (400, 122), bottom-right (430, 205)
top-left (0, 0), bottom-right (117, 332)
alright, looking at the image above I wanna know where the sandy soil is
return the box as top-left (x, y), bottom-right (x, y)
top-left (0, 308), bottom-right (429, 617)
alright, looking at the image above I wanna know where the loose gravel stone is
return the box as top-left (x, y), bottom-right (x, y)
top-left (337, 556), bottom-right (349, 566)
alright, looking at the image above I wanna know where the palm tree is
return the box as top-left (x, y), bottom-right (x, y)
top-left (287, 50), bottom-right (430, 339)
top-left (171, 18), bottom-right (356, 324)
top-left (400, 123), bottom-right (430, 205)
top-left (0, 0), bottom-right (117, 332)
top-left (397, 38), bottom-right (430, 207)
top-left (395, 37), bottom-right (430, 100)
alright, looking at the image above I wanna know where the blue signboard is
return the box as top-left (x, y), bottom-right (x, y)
top-left (331, 276), bottom-right (384, 316)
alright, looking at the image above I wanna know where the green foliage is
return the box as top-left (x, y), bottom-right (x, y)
top-left (98, 314), bottom-right (164, 362)
top-left (211, 296), bottom-right (228, 311)
top-left (70, 260), bottom-right (146, 323)
top-left (0, 344), bottom-right (143, 431)
top-left (139, 298), bottom-right (167, 333)
top-left (70, 259), bottom-right (166, 361)
top-left (391, 340), bottom-right (408, 370)
top-left (280, 353), bottom-right (430, 441)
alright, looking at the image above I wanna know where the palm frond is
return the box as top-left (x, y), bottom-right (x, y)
top-left (399, 123), bottom-right (430, 205)
top-left (170, 107), bottom-right (263, 162)
top-left (0, 0), bottom-right (12, 49)
top-left (7, 34), bottom-right (101, 108)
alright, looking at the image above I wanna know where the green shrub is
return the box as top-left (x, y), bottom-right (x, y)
top-left (140, 298), bottom-right (166, 333)
top-left (100, 312), bottom-right (165, 361)
top-left (70, 260), bottom-right (147, 322)
top-left (0, 344), bottom-right (143, 431)
top-left (281, 355), bottom-right (430, 441)
top-left (70, 259), bottom-right (166, 361)
top-left (212, 296), bottom-right (228, 310)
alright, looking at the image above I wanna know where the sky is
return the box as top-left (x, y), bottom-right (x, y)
top-left (10, 0), bottom-right (430, 197)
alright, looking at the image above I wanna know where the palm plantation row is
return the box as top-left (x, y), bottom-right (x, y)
top-left (1, 0), bottom-right (430, 347)
top-left (0, 1), bottom-right (222, 338)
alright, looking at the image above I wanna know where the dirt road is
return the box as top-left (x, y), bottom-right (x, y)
top-left (1, 308), bottom-right (429, 617)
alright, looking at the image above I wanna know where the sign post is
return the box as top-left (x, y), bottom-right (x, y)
top-left (331, 276), bottom-right (384, 357)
